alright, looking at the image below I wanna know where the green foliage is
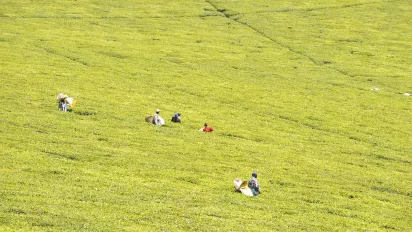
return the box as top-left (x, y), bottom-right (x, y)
top-left (1, 0), bottom-right (411, 231)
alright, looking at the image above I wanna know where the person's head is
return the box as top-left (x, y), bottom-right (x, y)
top-left (156, 109), bottom-right (160, 114)
top-left (204, 123), bottom-right (208, 127)
top-left (178, 113), bottom-right (181, 116)
top-left (252, 172), bottom-right (258, 178)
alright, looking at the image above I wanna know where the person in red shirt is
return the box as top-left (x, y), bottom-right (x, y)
top-left (200, 123), bottom-right (214, 132)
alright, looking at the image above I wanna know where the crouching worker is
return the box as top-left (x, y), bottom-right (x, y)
top-left (248, 172), bottom-right (261, 196)
top-left (145, 109), bottom-right (165, 126)
top-left (56, 93), bottom-right (76, 112)
top-left (234, 172), bottom-right (260, 197)
top-left (199, 123), bottom-right (214, 132)
top-left (171, 113), bottom-right (182, 123)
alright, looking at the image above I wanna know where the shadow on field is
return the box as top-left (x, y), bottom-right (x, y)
top-left (75, 111), bottom-right (97, 116)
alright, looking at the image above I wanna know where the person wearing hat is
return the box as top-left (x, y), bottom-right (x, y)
top-left (200, 123), bottom-right (214, 132)
top-left (152, 109), bottom-right (164, 126)
top-left (248, 172), bottom-right (260, 196)
top-left (56, 93), bottom-right (76, 112)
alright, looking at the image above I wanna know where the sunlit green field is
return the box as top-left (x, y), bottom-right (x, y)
top-left (1, 0), bottom-right (411, 231)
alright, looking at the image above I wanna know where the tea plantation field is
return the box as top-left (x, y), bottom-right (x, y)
top-left (1, 0), bottom-right (411, 231)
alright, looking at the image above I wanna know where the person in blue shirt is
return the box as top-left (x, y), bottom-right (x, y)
top-left (171, 113), bottom-right (182, 123)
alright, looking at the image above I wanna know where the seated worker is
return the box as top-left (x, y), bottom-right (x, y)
top-left (199, 123), bottom-right (214, 132)
top-left (248, 172), bottom-right (260, 196)
top-left (171, 113), bottom-right (182, 123)
top-left (56, 93), bottom-right (76, 112)
top-left (152, 109), bottom-right (165, 126)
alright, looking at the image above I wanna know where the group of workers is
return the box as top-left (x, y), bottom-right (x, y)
top-left (57, 95), bottom-right (260, 196)
top-left (150, 109), bottom-right (260, 196)
top-left (148, 109), bottom-right (214, 132)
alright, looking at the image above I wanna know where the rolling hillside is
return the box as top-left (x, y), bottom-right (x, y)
top-left (1, 0), bottom-right (411, 231)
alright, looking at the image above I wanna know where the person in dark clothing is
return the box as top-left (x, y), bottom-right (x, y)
top-left (171, 113), bottom-right (182, 123)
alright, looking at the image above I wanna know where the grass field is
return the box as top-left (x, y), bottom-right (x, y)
top-left (1, 0), bottom-right (411, 231)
